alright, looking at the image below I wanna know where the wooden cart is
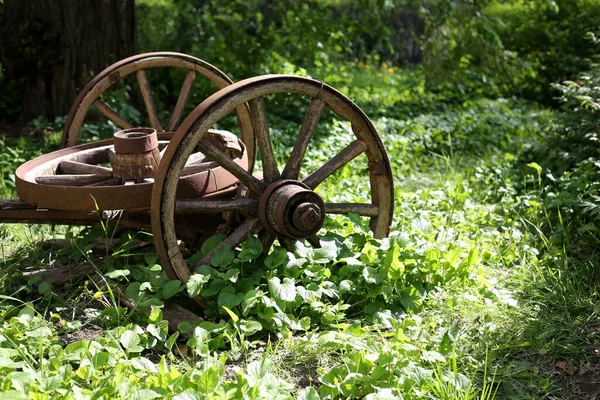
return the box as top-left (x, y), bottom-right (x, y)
top-left (0, 52), bottom-right (394, 288)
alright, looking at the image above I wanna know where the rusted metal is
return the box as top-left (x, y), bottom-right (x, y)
top-left (113, 128), bottom-right (158, 154)
top-left (14, 130), bottom-right (248, 211)
top-left (258, 180), bottom-right (325, 239)
top-left (112, 128), bottom-right (161, 183)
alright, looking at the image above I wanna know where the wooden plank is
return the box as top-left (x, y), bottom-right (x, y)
top-left (249, 97), bottom-right (280, 182)
top-left (325, 203), bottom-right (379, 217)
top-left (282, 98), bottom-right (325, 179)
top-left (93, 99), bottom-right (133, 130)
top-left (303, 140), bottom-right (367, 189)
top-left (167, 70), bottom-right (196, 131)
top-left (136, 69), bottom-right (163, 131)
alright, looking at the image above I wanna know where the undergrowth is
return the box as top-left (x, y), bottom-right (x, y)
top-left (0, 61), bottom-right (597, 399)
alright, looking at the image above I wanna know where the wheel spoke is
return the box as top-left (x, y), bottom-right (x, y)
top-left (282, 98), bottom-right (325, 179)
top-left (182, 161), bottom-right (217, 176)
top-left (167, 70), bottom-right (196, 132)
top-left (278, 237), bottom-right (296, 252)
top-left (176, 198), bottom-right (258, 215)
top-left (325, 203), bottom-right (379, 217)
top-left (86, 178), bottom-right (122, 187)
top-left (306, 235), bottom-right (321, 248)
top-left (303, 140), bottom-right (367, 189)
top-left (193, 217), bottom-right (262, 270)
top-left (197, 140), bottom-right (266, 195)
top-left (35, 174), bottom-right (112, 186)
top-left (93, 99), bottom-right (134, 130)
top-left (136, 69), bottom-right (163, 131)
top-left (259, 231), bottom-right (276, 253)
top-left (249, 97), bottom-right (280, 183)
top-left (58, 160), bottom-right (112, 176)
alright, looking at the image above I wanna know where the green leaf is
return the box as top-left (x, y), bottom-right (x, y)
top-left (104, 269), bottom-right (130, 279)
top-left (129, 389), bottom-right (161, 400)
top-left (312, 239), bottom-right (338, 264)
top-left (239, 320), bottom-right (262, 335)
top-left (467, 247), bottom-right (478, 266)
top-left (0, 393), bottom-right (26, 400)
top-left (265, 247), bottom-right (287, 269)
top-left (120, 330), bottom-right (141, 351)
top-left (186, 274), bottom-right (209, 297)
top-left (148, 307), bottom-right (163, 324)
top-left (201, 234), bottom-right (226, 254)
top-left (198, 366), bottom-right (220, 394)
top-left (268, 277), bottom-right (297, 302)
top-left (527, 161), bottom-right (542, 176)
top-left (362, 267), bottom-right (381, 284)
top-left (144, 253), bottom-right (158, 266)
top-left (163, 280), bottom-right (183, 299)
top-left (383, 242), bottom-right (404, 279)
top-left (217, 286), bottom-right (243, 309)
top-left (360, 242), bottom-right (378, 265)
top-left (238, 234), bottom-right (263, 262)
top-left (210, 244), bottom-right (235, 268)
top-left (37, 281), bottom-right (52, 294)
top-left (221, 306), bottom-right (239, 323)
top-left (165, 332), bottom-right (179, 350)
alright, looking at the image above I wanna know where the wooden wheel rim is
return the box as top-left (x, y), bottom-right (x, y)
top-left (152, 74), bottom-right (394, 282)
top-left (16, 133), bottom-right (248, 211)
top-left (61, 51), bottom-right (255, 170)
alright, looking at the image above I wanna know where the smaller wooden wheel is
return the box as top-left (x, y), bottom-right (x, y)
top-left (152, 75), bottom-right (394, 283)
top-left (61, 52), bottom-right (255, 169)
top-left (15, 129), bottom-right (247, 211)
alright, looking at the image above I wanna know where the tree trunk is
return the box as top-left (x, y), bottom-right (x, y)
top-left (0, 0), bottom-right (136, 122)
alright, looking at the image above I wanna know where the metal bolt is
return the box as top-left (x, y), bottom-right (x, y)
top-left (292, 202), bottom-right (322, 232)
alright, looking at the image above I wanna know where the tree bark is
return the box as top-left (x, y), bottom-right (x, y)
top-left (0, 0), bottom-right (136, 122)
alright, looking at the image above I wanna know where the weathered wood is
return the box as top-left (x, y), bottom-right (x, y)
top-left (325, 203), bottom-right (380, 217)
top-left (167, 70), bottom-right (196, 132)
top-left (282, 98), bottom-right (325, 179)
top-left (35, 174), bottom-right (112, 186)
top-left (61, 53), bottom-right (255, 157)
top-left (136, 69), bottom-right (163, 131)
top-left (112, 148), bottom-right (161, 183)
top-left (86, 178), bottom-right (122, 187)
top-left (182, 161), bottom-right (216, 176)
top-left (93, 99), bottom-right (133, 130)
top-left (303, 140), bottom-right (367, 189)
top-left (176, 198), bottom-right (258, 215)
top-left (152, 75), bottom-right (395, 288)
top-left (58, 160), bottom-right (112, 176)
top-left (0, 202), bottom-right (152, 228)
top-left (249, 97), bottom-right (280, 183)
top-left (22, 263), bottom-right (99, 286)
top-left (197, 141), bottom-right (265, 195)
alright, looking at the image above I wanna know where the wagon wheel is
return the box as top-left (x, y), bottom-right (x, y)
top-left (15, 130), bottom-right (247, 212)
top-left (61, 51), bottom-right (255, 169)
top-left (152, 75), bottom-right (394, 283)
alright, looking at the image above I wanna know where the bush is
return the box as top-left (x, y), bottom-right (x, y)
top-left (420, 0), bottom-right (600, 103)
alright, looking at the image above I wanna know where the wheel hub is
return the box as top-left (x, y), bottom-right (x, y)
top-left (112, 128), bottom-right (160, 183)
top-left (258, 180), bottom-right (325, 239)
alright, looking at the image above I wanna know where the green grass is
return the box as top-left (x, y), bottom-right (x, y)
top-left (0, 65), bottom-right (597, 399)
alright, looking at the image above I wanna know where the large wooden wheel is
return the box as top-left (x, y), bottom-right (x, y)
top-left (61, 52), bottom-right (255, 169)
top-left (152, 75), bottom-right (394, 283)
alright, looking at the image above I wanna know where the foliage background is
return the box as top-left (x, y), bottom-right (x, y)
top-left (0, 0), bottom-right (599, 398)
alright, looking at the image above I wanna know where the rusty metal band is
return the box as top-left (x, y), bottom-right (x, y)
top-left (15, 138), bottom-right (248, 211)
top-left (113, 128), bottom-right (158, 154)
